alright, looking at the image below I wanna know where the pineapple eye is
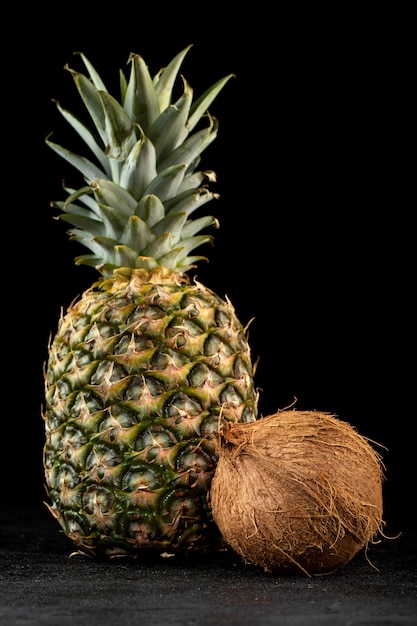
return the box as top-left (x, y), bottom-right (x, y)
top-left (56, 378), bottom-right (72, 399)
top-left (220, 384), bottom-right (243, 407)
top-left (144, 377), bottom-right (166, 397)
top-left (85, 442), bottom-right (121, 470)
top-left (73, 349), bottom-right (92, 368)
top-left (203, 333), bottom-right (223, 356)
top-left (90, 361), bottom-right (126, 384)
top-left (106, 407), bottom-right (137, 428)
top-left (82, 484), bottom-right (113, 516)
top-left (135, 426), bottom-right (178, 455)
top-left (61, 424), bottom-right (87, 449)
top-left (164, 392), bottom-right (202, 418)
top-left (71, 391), bottom-right (103, 415)
top-left (215, 308), bottom-right (234, 327)
top-left (177, 445), bottom-right (214, 473)
top-left (174, 444), bottom-right (215, 490)
top-left (188, 362), bottom-right (209, 387)
top-left (122, 465), bottom-right (161, 491)
top-left (173, 333), bottom-right (186, 348)
top-left (50, 462), bottom-right (80, 491)
top-left (86, 322), bottom-right (117, 340)
top-left (127, 304), bottom-right (165, 324)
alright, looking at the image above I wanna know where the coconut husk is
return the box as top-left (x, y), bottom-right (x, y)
top-left (210, 410), bottom-right (385, 575)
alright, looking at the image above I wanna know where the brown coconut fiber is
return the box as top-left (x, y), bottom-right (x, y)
top-left (210, 410), bottom-right (385, 576)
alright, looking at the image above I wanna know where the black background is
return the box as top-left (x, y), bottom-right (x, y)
top-left (5, 6), bottom-right (413, 536)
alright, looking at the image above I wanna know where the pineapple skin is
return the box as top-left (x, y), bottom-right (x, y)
top-left (43, 267), bottom-right (258, 557)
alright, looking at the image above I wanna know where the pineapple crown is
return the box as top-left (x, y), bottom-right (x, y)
top-left (47, 45), bottom-right (233, 278)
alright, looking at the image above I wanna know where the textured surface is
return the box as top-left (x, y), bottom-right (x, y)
top-left (43, 269), bottom-right (257, 555)
top-left (210, 411), bottom-right (384, 575)
top-left (1, 503), bottom-right (416, 625)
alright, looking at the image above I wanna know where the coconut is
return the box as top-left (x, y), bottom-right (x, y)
top-left (210, 410), bottom-right (385, 575)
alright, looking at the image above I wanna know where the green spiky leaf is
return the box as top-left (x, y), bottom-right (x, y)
top-left (47, 46), bottom-right (232, 276)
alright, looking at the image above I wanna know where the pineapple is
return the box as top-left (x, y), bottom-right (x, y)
top-left (43, 45), bottom-right (259, 558)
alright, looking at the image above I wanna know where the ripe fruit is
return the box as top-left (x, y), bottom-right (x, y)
top-left (43, 47), bottom-right (258, 557)
top-left (210, 410), bottom-right (385, 575)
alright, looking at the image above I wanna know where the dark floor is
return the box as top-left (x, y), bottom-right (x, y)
top-left (1, 503), bottom-right (416, 626)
